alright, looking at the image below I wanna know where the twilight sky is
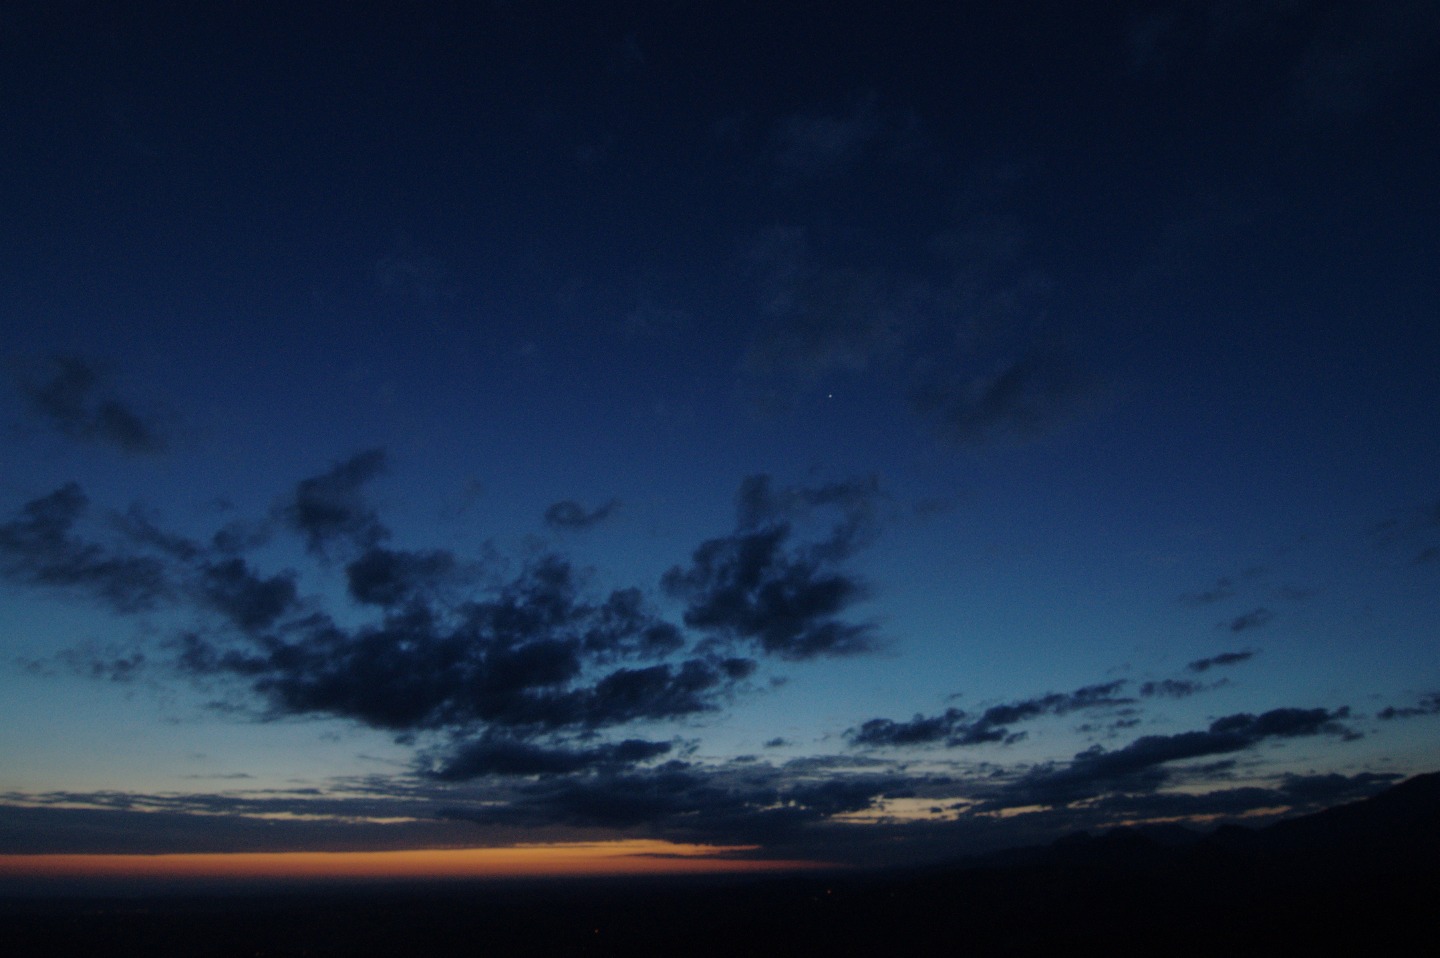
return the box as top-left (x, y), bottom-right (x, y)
top-left (2, 1), bottom-right (1438, 880)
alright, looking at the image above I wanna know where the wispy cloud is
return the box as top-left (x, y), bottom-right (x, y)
top-left (1225, 607), bottom-right (1274, 633)
top-left (1377, 692), bottom-right (1440, 721)
top-left (1139, 678), bottom-right (1207, 699)
top-left (739, 208), bottom-right (1095, 447)
top-left (1187, 650), bottom-right (1255, 673)
top-left (910, 349), bottom-right (1093, 447)
top-left (771, 94), bottom-right (881, 175)
top-left (16, 355), bottom-right (165, 454)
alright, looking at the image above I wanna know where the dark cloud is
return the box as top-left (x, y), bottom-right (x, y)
top-left (178, 549), bottom-right (751, 736)
top-left (991, 706), bottom-right (1357, 808)
top-left (427, 735), bottom-right (673, 780)
top-left (911, 350), bottom-right (1092, 446)
top-left (448, 762), bottom-right (912, 846)
top-left (17, 355), bottom-right (165, 454)
top-left (1208, 707), bottom-right (1354, 739)
top-left (4, 456), bottom-right (821, 760)
top-left (850, 682), bottom-right (1134, 748)
top-left (1188, 650), bottom-right (1255, 672)
top-left (1139, 679), bottom-right (1205, 699)
top-left (281, 449), bottom-right (389, 555)
top-left (1225, 607), bottom-right (1273, 632)
top-left (582, 588), bottom-right (688, 661)
top-left (851, 708), bottom-right (968, 748)
top-left (734, 474), bottom-right (880, 549)
top-left (663, 526), bottom-right (870, 659)
top-left (1376, 692), bottom-right (1440, 720)
top-left (2, 765), bottom-right (1407, 864)
top-left (543, 498), bottom-right (620, 530)
top-left (199, 558), bottom-right (298, 632)
top-left (662, 475), bottom-right (880, 660)
top-left (0, 484), bottom-right (171, 612)
top-left (345, 547), bottom-right (461, 607)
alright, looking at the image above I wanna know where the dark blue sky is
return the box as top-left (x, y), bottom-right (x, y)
top-left (2, 1), bottom-right (1438, 872)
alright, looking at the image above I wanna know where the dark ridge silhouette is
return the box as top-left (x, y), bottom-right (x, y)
top-left (4, 771), bottom-right (1437, 957)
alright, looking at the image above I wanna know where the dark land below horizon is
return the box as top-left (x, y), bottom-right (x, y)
top-left (4, 771), bottom-right (1439, 957)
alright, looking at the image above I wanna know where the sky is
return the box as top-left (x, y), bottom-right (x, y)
top-left (2, 1), bottom-right (1439, 885)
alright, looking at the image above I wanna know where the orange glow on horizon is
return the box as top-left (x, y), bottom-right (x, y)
top-left (0, 840), bottom-right (826, 883)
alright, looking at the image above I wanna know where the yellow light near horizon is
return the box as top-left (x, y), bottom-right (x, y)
top-left (0, 840), bottom-right (825, 882)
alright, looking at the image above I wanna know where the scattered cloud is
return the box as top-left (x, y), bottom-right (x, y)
top-left (0, 455), bottom-right (1411, 861)
top-left (988, 706), bottom-right (1358, 809)
top-left (444, 761), bottom-right (915, 847)
top-left (177, 554), bottom-right (750, 736)
top-left (662, 475), bottom-right (881, 659)
top-left (1, 460), bottom-right (886, 773)
top-left (0, 484), bottom-right (172, 613)
top-left (0, 759), bottom-right (1403, 863)
top-left (850, 681), bottom-right (1134, 748)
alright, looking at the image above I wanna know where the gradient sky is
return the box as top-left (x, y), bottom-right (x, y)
top-left (2, 1), bottom-right (1438, 881)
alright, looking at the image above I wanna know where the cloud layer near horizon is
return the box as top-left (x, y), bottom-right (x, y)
top-left (0, 448), bottom-right (1398, 862)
